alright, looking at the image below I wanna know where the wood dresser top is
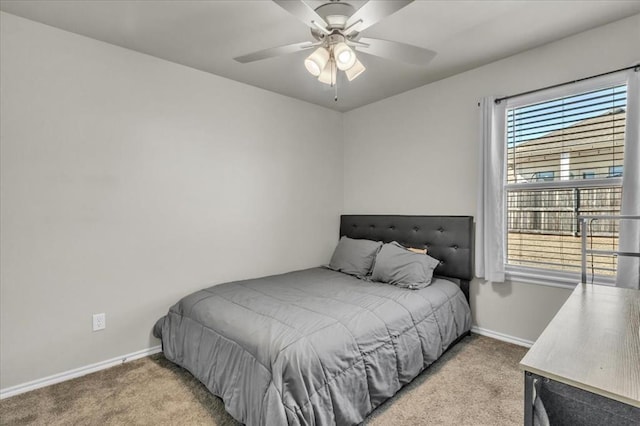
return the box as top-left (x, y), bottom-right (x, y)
top-left (520, 283), bottom-right (640, 407)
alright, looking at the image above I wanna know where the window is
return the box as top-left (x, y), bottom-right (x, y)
top-left (505, 82), bottom-right (627, 279)
top-left (532, 171), bottom-right (554, 181)
top-left (608, 165), bottom-right (623, 177)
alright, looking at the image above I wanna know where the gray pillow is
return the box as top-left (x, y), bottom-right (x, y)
top-left (371, 241), bottom-right (440, 289)
top-left (329, 236), bottom-right (383, 277)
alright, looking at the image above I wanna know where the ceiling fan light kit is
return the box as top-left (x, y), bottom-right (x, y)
top-left (318, 59), bottom-right (337, 85)
top-left (333, 41), bottom-right (356, 71)
top-left (235, 1), bottom-right (436, 94)
top-left (345, 59), bottom-right (366, 82)
top-left (305, 36), bottom-right (360, 85)
top-left (304, 47), bottom-right (330, 76)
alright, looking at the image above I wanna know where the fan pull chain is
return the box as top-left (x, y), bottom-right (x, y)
top-left (334, 63), bottom-right (339, 102)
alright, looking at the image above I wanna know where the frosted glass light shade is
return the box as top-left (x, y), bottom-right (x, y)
top-left (333, 42), bottom-right (356, 71)
top-left (318, 60), bottom-right (336, 85)
top-left (345, 59), bottom-right (365, 81)
top-left (304, 47), bottom-right (330, 77)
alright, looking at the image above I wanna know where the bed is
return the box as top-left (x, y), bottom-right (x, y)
top-left (154, 215), bottom-right (474, 425)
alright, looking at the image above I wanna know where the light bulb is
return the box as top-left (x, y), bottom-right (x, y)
top-left (304, 47), bottom-right (330, 77)
top-left (338, 50), bottom-right (351, 65)
top-left (333, 42), bottom-right (356, 71)
top-left (306, 61), bottom-right (320, 76)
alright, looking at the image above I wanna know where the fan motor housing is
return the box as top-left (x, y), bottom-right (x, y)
top-left (310, 2), bottom-right (356, 40)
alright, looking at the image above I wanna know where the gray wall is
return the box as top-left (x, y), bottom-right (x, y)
top-left (0, 12), bottom-right (343, 389)
top-left (2, 9), bottom-right (639, 391)
top-left (343, 13), bottom-right (640, 343)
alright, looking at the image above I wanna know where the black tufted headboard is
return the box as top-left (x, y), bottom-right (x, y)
top-left (340, 215), bottom-right (474, 300)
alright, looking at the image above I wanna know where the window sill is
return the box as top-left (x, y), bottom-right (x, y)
top-left (504, 265), bottom-right (615, 290)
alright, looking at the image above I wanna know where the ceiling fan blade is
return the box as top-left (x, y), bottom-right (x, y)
top-left (344, 0), bottom-right (413, 35)
top-left (234, 41), bottom-right (315, 63)
top-left (273, 0), bottom-right (329, 30)
top-left (357, 38), bottom-right (436, 67)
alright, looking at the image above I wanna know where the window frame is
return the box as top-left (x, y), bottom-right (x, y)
top-left (502, 73), bottom-right (629, 287)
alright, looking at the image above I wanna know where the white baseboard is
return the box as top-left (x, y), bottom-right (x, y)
top-left (1, 328), bottom-right (532, 399)
top-left (0, 345), bottom-right (162, 400)
top-left (471, 326), bottom-right (535, 348)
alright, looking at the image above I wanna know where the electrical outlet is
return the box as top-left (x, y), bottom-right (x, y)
top-left (93, 313), bottom-right (106, 331)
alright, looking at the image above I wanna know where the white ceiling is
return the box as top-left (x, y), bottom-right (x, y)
top-left (2, 0), bottom-right (639, 112)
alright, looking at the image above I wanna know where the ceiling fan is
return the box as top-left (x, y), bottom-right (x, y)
top-left (234, 0), bottom-right (436, 86)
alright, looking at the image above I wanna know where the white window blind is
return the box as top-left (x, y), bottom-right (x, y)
top-left (505, 84), bottom-right (626, 276)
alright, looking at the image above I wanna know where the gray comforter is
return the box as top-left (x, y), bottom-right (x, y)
top-left (155, 267), bottom-right (471, 426)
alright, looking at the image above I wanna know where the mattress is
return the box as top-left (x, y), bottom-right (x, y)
top-left (155, 267), bottom-right (471, 426)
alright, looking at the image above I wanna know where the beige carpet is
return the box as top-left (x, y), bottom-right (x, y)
top-left (0, 334), bottom-right (527, 425)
